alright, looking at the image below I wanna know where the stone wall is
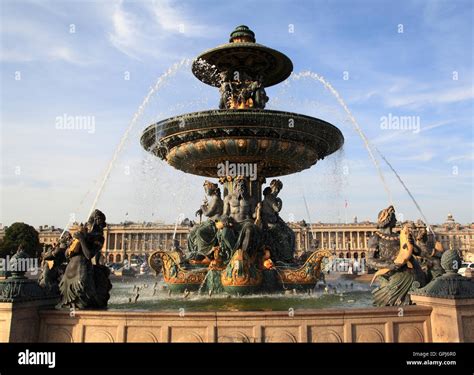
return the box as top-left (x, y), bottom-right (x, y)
top-left (37, 306), bottom-right (433, 343)
top-left (411, 295), bottom-right (474, 342)
top-left (0, 299), bottom-right (57, 342)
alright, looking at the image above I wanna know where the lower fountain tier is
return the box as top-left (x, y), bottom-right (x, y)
top-left (140, 109), bottom-right (344, 178)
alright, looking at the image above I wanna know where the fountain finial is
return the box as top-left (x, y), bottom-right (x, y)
top-left (229, 25), bottom-right (256, 43)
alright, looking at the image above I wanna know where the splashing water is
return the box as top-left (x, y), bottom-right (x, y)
top-left (374, 147), bottom-right (433, 232)
top-left (289, 70), bottom-right (433, 227)
top-left (59, 59), bottom-right (428, 236)
top-left (60, 59), bottom-right (193, 238)
top-left (88, 59), bottom-right (193, 217)
top-left (290, 71), bottom-right (393, 204)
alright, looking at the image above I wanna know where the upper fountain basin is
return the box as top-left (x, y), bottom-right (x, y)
top-left (192, 42), bottom-right (293, 88)
top-left (141, 109), bottom-right (344, 178)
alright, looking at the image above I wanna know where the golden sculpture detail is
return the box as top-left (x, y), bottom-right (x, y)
top-left (221, 249), bottom-right (263, 288)
top-left (277, 250), bottom-right (331, 286)
top-left (371, 224), bottom-right (414, 286)
top-left (149, 247), bottom-right (332, 293)
top-left (148, 250), bottom-right (208, 288)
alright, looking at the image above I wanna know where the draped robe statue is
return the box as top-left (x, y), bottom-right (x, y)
top-left (187, 181), bottom-right (223, 261)
top-left (367, 206), bottom-right (426, 306)
top-left (39, 232), bottom-right (72, 294)
top-left (413, 224), bottom-right (444, 282)
top-left (260, 179), bottom-right (295, 263)
top-left (58, 209), bottom-right (111, 309)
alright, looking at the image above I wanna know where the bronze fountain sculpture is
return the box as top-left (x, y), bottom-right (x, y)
top-left (46, 27), bottom-right (453, 307)
top-left (56, 209), bottom-right (112, 309)
top-left (143, 26), bottom-right (342, 294)
top-left (49, 27), bottom-right (449, 306)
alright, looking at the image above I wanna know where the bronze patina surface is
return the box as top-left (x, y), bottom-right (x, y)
top-left (141, 25), bottom-right (343, 293)
top-left (141, 109), bottom-right (343, 178)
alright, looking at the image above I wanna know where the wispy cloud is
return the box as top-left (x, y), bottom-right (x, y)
top-left (0, 1), bottom-right (96, 65)
top-left (446, 152), bottom-right (474, 163)
top-left (384, 85), bottom-right (473, 109)
top-left (107, 0), bottom-right (221, 60)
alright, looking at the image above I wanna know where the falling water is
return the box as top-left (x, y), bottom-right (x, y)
top-left (88, 59), bottom-right (193, 218)
top-left (291, 71), bottom-right (393, 204)
top-left (289, 70), bottom-right (434, 228)
top-left (374, 147), bottom-right (434, 232)
top-left (59, 59), bottom-right (194, 238)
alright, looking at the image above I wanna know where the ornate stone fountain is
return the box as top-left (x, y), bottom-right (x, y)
top-left (142, 25), bottom-right (343, 294)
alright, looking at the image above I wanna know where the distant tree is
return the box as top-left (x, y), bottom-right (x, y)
top-left (0, 222), bottom-right (41, 258)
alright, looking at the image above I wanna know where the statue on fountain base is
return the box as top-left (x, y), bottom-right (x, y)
top-left (38, 232), bottom-right (72, 294)
top-left (368, 206), bottom-right (426, 306)
top-left (187, 181), bottom-right (223, 262)
top-left (260, 179), bottom-right (295, 263)
top-left (57, 209), bottom-right (112, 309)
top-left (218, 176), bottom-right (262, 259)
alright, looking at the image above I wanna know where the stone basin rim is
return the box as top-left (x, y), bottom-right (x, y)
top-left (192, 42), bottom-right (294, 87)
top-left (140, 109), bottom-right (344, 178)
top-left (141, 108), bottom-right (344, 145)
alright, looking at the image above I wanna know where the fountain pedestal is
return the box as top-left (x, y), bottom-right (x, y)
top-left (0, 275), bottom-right (58, 342)
top-left (143, 25), bottom-right (344, 294)
top-left (410, 249), bottom-right (474, 342)
top-left (410, 295), bottom-right (474, 342)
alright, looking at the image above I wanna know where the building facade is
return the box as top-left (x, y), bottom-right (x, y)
top-left (433, 214), bottom-right (474, 262)
top-left (37, 225), bottom-right (63, 248)
top-left (64, 214), bottom-right (473, 264)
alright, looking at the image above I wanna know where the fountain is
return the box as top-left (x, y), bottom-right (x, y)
top-left (141, 26), bottom-right (342, 295)
top-left (1, 26), bottom-right (473, 347)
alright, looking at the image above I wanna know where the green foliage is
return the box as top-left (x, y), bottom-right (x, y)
top-left (0, 222), bottom-right (41, 258)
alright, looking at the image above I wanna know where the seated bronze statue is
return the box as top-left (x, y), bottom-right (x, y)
top-left (38, 231), bottom-right (72, 294)
top-left (260, 179), bottom-right (295, 263)
top-left (187, 181), bottom-right (223, 263)
top-left (367, 205), bottom-right (426, 306)
top-left (217, 176), bottom-right (262, 261)
top-left (412, 223), bottom-right (444, 282)
top-left (57, 209), bottom-right (112, 309)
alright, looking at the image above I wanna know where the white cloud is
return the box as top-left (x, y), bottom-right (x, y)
top-left (107, 0), bottom-right (221, 60)
top-left (385, 85), bottom-right (473, 109)
top-left (394, 151), bottom-right (435, 162)
top-left (146, 0), bottom-right (211, 36)
top-left (446, 153), bottom-right (474, 163)
top-left (108, 1), bottom-right (145, 60)
top-left (0, 2), bottom-right (96, 65)
top-left (372, 119), bottom-right (456, 145)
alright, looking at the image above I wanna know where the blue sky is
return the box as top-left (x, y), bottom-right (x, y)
top-left (0, 0), bottom-right (473, 227)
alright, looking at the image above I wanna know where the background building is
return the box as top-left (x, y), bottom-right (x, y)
top-left (432, 214), bottom-right (474, 262)
top-left (37, 225), bottom-right (63, 249)
top-left (63, 213), bottom-right (473, 264)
